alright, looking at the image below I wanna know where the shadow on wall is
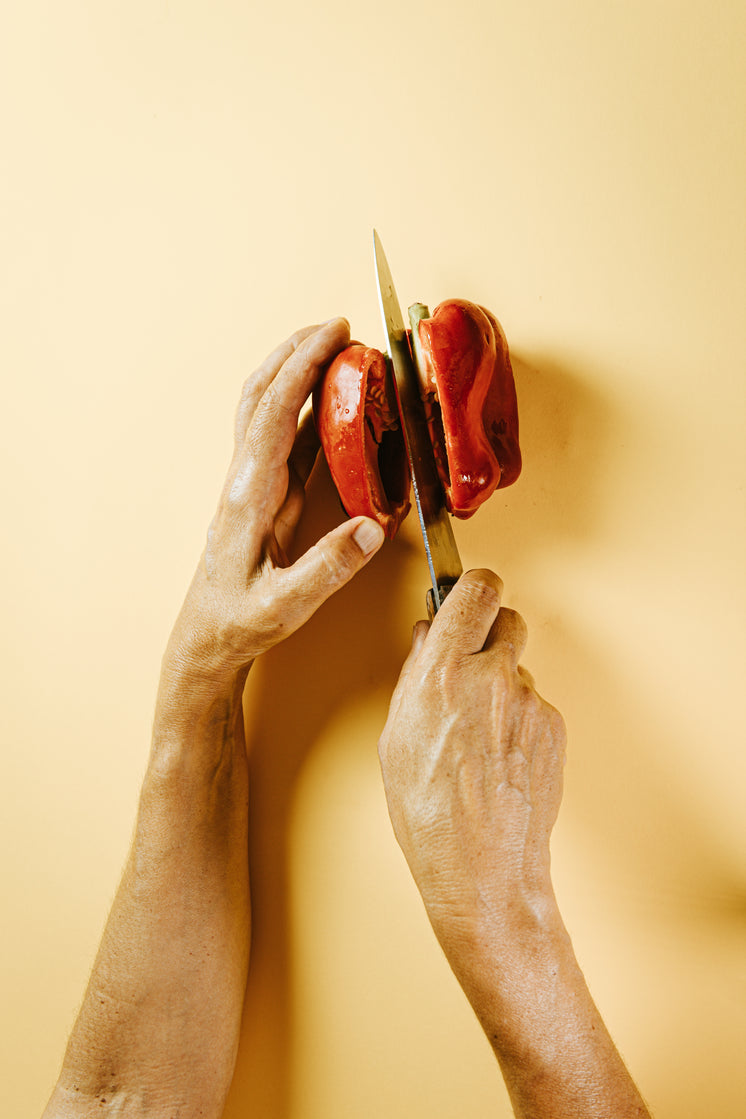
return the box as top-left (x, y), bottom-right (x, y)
top-left (222, 355), bottom-right (746, 1118)
top-left (466, 353), bottom-right (612, 570)
top-left (510, 356), bottom-right (746, 913)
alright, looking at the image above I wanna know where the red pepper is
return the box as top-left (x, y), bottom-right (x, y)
top-left (312, 344), bottom-right (410, 539)
top-left (314, 300), bottom-right (520, 535)
top-left (415, 299), bottom-right (521, 517)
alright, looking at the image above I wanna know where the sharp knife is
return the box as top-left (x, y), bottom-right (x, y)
top-left (373, 230), bottom-right (463, 616)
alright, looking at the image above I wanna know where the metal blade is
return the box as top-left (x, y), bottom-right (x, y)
top-left (373, 230), bottom-right (462, 612)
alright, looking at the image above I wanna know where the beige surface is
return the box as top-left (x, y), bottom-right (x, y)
top-left (2, 2), bottom-right (745, 1116)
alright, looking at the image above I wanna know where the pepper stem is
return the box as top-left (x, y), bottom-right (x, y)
top-left (408, 302), bottom-right (431, 381)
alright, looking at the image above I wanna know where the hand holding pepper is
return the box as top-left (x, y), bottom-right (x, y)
top-left (156, 317), bottom-right (386, 736)
top-left (314, 298), bottom-right (522, 534)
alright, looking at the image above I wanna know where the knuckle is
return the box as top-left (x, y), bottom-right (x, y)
top-left (224, 466), bottom-right (254, 513)
top-left (500, 607), bottom-right (529, 657)
top-left (253, 382), bottom-right (296, 434)
top-left (289, 326), bottom-right (313, 350)
top-left (317, 536), bottom-right (359, 582)
top-left (234, 374), bottom-right (263, 434)
top-left (247, 585), bottom-right (287, 647)
top-left (500, 605), bottom-right (527, 633)
top-left (239, 374), bottom-right (257, 410)
top-left (450, 570), bottom-right (502, 621)
top-left (464, 568), bottom-right (503, 602)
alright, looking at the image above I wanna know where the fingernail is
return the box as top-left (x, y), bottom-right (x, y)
top-left (353, 518), bottom-right (385, 556)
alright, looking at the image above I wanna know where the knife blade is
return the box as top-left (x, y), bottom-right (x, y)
top-left (373, 230), bottom-right (463, 615)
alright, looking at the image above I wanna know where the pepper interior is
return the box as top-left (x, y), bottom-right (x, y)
top-left (377, 427), bottom-right (408, 507)
top-left (364, 355), bottom-right (409, 510)
top-left (422, 391), bottom-right (451, 488)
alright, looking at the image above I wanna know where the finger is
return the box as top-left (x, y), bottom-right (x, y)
top-left (423, 569), bottom-right (503, 658)
top-left (411, 618), bottom-right (430, 656)
top-left (261, 515), bottom-right (384, 636)
top-left (234, 324), bottom-right (324, 449)
top-left (274, 468), bottom-right (306, 556)
top-left (288, 405), bottom-right (321, 490)
top-left (274, 410), bottom-right (323, 554)
top-left (484, 606), bottom-right (529, 667)
top-left (387, 619), bottom-right (430, 714)
top-left (225, 319), bottom-right (350, 525)
top-left (243, 318), bottom-right (350, 482)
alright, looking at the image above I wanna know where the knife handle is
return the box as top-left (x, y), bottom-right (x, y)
top-left (426, 579), bottom-right (459, 620)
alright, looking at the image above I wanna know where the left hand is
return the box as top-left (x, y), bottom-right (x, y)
top-left (157, 318), bottom-right (385, 730)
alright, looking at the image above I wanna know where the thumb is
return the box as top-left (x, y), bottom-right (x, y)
top-left (272, 516), bottom-right (385, 629)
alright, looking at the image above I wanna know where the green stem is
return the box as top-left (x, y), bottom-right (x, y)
top-left (408, 302), bottom-right (430, 382)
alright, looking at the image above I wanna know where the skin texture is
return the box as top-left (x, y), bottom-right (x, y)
top-left (379, 570), bottom-right (652, 1118)
top-left (42, 320), bottom-right (651, 1119)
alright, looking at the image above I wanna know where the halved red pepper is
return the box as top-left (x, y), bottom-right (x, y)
top-left (313, 299), bottom-right (520, 535)
top-left (413, 299), bottom-right (521, 517)
top-left (312, 344), bottom-right (410, 539)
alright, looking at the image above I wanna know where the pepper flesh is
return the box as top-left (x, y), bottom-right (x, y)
top-left (313, 344), bottom-right (410, 539)
top-left (416, 299), bottom-right (521, 517)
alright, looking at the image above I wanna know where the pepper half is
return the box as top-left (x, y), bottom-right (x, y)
top-left (414, 299), bottom-right (521, 517)
top-left (314, 300), bottom-right (521, 534)
top-left (313, 344), bottom-right (411, 539)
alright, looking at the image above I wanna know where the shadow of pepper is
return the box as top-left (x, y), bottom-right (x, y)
top-left (455, 353), bottom-right (613, 573)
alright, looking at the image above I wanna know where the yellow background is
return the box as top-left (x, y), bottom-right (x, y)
top-left (2, 2), bottom-right (744, 1116)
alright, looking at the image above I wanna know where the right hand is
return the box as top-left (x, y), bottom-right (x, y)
top-left (378, 570), bottom-right (567, 953)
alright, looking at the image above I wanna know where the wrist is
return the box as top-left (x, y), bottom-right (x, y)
top-left (149, 656), bottom-right (250, 779)
top-left (426, 878), bottom-right (569, 1002)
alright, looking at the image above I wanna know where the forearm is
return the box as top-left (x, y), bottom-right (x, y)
top-left (44, 670), bottom-right (251, 1119)
top-left (440, 900), bottom-right (651, 1119)
top-left (43, 318), bottom-right (379, 1117)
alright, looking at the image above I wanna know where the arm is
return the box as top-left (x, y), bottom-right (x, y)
top-left (378, 569), bottom-right (651, 1119)
top-left (43, 318), bottom-right (385, 1119)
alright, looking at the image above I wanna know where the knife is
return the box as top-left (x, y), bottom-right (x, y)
top-left (373, 230), bottom-right (463, 616)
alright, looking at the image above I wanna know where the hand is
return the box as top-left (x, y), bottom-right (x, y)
top-left (158, 318), bottom-right (385, 728)
top-left (378, 569), bottom-right (567, 954)
top-left (379, 572), bottom-right (653, 1119)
